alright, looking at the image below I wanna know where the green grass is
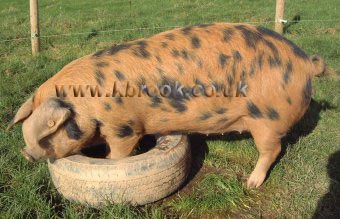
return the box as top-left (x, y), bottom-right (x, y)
top-left (0, 0), bottom-right (339, 218)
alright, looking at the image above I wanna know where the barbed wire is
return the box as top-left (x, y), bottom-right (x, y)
top-left (0, 0), bottom-right (131, 9)
top-left (1, 0), bottom-right (338, 17)
top-left (46, 4), bottom-right (339, 15)
top-left (0, 19), bottom-right (338, 43)
top-left (66, 10), bottom-right (340, 22)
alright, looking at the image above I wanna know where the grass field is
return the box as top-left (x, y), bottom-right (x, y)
top-left (0, 0), bottom-right (339, 218)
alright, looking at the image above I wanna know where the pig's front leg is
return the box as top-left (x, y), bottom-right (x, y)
top-left (97, 118), bottom-right (144, 159)
top-left (105, 135), bottom-right (140, 159)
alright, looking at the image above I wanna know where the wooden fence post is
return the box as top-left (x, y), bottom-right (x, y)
top-left (30, 0), bottom-right (40, 55)
top-left (275, 0), bottom-right (285, 34)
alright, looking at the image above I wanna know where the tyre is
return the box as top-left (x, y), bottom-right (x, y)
top-left (47, 134), bottom-right (191, 206)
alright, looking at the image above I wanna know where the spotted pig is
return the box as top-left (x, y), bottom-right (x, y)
top-left (8, 23), bottom-right (325, 188)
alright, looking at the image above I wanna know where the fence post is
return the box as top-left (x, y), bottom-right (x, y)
top-left (30, 0), bottom-right (40, 55)
top-left (275, 0), bottom-right (285, 34)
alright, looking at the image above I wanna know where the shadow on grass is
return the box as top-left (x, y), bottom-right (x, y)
top-left (161, 134), bottom-right (209, 197)
top-left (186, 134), bottom-right (210, 183)
top-left (279, 99), bottom-right (335, 159)
top-left (283, 14), bottom-right (301, 34)
top-left (267, 99), bottom-right (335, 181)
top-left (180, 99), bottom-right (334, 187)
top-left (313, 150), bottom-right (340, 219)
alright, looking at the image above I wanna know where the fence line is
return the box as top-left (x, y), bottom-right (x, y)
top-left (0, 19), bottom-right (339, 43)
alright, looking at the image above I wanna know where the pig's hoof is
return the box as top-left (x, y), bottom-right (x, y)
top-left (47, 134), bottom-right (191, 207)
top-left (246, 171), bottom-right (266, 188)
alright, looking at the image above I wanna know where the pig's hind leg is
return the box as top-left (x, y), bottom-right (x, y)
top-left (246, 121), bottom-right (282, 188)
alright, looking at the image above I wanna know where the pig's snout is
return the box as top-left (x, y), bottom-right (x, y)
top-left (21, 149), bottom-right (36, 162)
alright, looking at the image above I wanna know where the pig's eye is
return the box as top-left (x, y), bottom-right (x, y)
top-left (47, 120), bottom-right (55, 127)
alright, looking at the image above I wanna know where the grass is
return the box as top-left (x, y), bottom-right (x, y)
top-left (0, 0), bottom-right (339, 218)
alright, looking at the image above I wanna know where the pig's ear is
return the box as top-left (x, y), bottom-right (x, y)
top-left (6, 96), bottom-right (33, 131)
top-left (33, 98), bottom-right (72, 141)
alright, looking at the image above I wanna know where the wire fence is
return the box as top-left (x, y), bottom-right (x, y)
top-left (0, 19), bottom-right (339, 43)
top-left (0, 0), bottom-right (339, 44)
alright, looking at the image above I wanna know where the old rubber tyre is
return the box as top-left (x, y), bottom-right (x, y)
top-left (47, 135), bottom-right (191, 206)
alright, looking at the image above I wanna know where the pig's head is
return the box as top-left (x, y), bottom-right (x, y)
top-left (7, 97), bottom-right (88, 161)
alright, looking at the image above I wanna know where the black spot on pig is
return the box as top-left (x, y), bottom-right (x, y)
top-left (302, 76), bottom-right (312, 106)
top-left (114, 70), bottom-right (125, 81)
top-left (263, 39), bottom-right (281, 66)
top-left (150, 95), bottom-right (162, 107)
top-left (191, 36), bottom-right (201, 48)
top-left (168, 99), bottom-right (188, 113)
top-left (194, 78), bottom-right (204, 86)
top-left (235, 25), bottom-right (261, 49)
top-left (240, 69), bottom-right (247, 82)
top-left (283, 60), bottom-right (293, 84)
top-left (64, 119), bottom-right (83, 140)
top-left (156, 56), bottom-right (162, 63)
top-left (93, 43), bottom-right (131, 57)
top-left (95, 70), bottom-right (105, 87)
top-left (161, 42), bottom-right (168, 48)
top-left (247, 101), bottom-right (263, 118)
top-left (233, 50), bottom-right (242, 61)
top-left (103, 102), bottom-right (112, 111)
top-left (223, 27), bottom-right (234, 42)
top-left (256, 26), bottom-right (309, 60)
top-left (226, 74), bottom-right (234, 96)
top-left (193, 78), bottom-right (206, 95)
top-left (257, 51), bottom-right (264, 70)
top-left (52, 98), bottom-right (74, 111)
top-left (133, 41), bottom-right (150, 59)
top-left (198, 112), bottom-right (212, 121)
top-left (96, 61), bottom-right (109, 67)
top-left (181, 49), bottom-right (189, 60)
top-left (113, 96), bottom-right (123, 105)
top-left (108, 43), bottom-right (131, 56)
top-left (181, 26), bottom-right (193, 35)
top-left (171, 49), bottom-right (180, 57)
top-left (117, 125), bottom-right (133, 138)
top-left (159, 76), bottom-right (189, 112)
top-left (286, 96), bottom-right (292, 105)
top-left (249, 59), bottom-right (257, 76)
top-left (165, 33), bottom-right (175, 40)
top-left (215, 107), bottom-right (227, 114)
top-left (219, 53), bottom-right (230, 68)
top-left (269, 56), bottom-right (281, 67)
top-left (231, 51), bottom-right (242, 78)
top-left (266, 107), bottom-right (280, 120)
top-left (93, 49), bottom-right (106, 57)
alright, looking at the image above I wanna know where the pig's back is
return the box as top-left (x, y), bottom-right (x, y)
top-left (35, 23), bottom-right (314, 135)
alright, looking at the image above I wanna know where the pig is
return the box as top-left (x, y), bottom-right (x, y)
top-left (7, 23), bottom-right (325, 188)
